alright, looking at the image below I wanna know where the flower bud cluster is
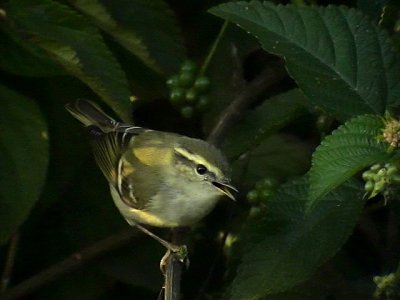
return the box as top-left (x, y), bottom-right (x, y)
top-left (362, 163), bottom-right (400, 199)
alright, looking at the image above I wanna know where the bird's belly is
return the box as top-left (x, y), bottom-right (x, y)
top-left (110, 183), bottom-right (221, 228)
top-left (149, 190), bottom-right (220, 227)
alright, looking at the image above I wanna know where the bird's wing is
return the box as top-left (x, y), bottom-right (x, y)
top-left (91, 128), bottom-right (150, 210)
top-left (66, 99), bottom-right (145, 209)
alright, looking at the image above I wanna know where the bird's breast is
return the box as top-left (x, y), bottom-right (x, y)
top-left (147, 180), bottom-right (221, 227)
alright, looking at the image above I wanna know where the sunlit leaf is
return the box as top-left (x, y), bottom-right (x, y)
top-left (210, 1), bottom-right (400, 120)
top-left (309, 115), bottom-right (391, 203)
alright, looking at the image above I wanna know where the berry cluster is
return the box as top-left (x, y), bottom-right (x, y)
top-left (246, 178), bottom-right (279, 206)
top-left (362, 163), bottom-right (400, 199)
top-left (167, 60), bottom-right (211, 118)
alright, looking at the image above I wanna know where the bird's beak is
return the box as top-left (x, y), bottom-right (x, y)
top-left (212, 181), bottom-right (238, 201)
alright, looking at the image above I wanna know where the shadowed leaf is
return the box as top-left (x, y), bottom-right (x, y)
top-left (223, 89), bottom-right (307, 159)
top-left (0, 85), bottom-right (49, 245)
top-left (70, 0), bottom-right (185, 75)
top-left (229, 177), bottom-right (364, 299)
top-left (6, 0), bottom-right (131, 121)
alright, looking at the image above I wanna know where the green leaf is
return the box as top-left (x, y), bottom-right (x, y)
top-left (0, 28), bottom-right (64, 77)
top-left (223, 89), bottom-right (307, 159)
top-left (0, 85), bottom-right (49, 245)
top-left (202, 24), bottom-right (260, 134)
top-left (70, 0), bottom-right (185, 75)
top-left (309, 115), bottom-right (390, 203)
top-left (357, 0), bottom-right (389, 22)
top-left (6, 0), bottom-right (131, 121)
top-left (232, 134), bottom-right (312, 190)
top-left (33, 77), bottom-right (93, 211)
top-left (210, 2), bottom-right (400, 120)
top-left (229, 177), bottom-right (364, 299)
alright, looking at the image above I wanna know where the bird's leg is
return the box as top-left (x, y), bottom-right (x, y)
top-left (134, 223), bottom-right (182, 252)
top-left (133, 224), bottom-right (188, 273)
top-left (159, 246), bottom-right (190, 275)
top-left (160, 249), bottom-right (172, 275)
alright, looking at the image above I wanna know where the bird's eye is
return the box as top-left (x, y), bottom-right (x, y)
top-left (196, 164), bottom-right (207, 175)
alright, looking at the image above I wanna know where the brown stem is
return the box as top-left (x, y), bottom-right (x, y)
top-left (207, 59), bottom-right (286, 146)
top-left (162, 252), bottom-right (183, 300)
top-left (1, 228), bottom-right (137, 300)
top-left (161, 228), bottom-right (189, 300)
top-left (0, 232), bottom-right (19, 294)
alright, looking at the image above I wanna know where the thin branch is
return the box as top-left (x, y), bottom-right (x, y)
top-left (162, 228), bottom-right (189, 300)
top-left (199, 21), bottom-right (229, 76)
top-left (162, 252), bottom-right (182, 300)
top-left (1, 228), bottom-right (138, 300)
top-left (207, 59), bottom-right (287, 146)
top-left (0, 232), bottom-right (19, 294)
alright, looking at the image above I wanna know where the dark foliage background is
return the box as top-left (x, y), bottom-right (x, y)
top-left (1, 0), bottom-right (400, 299)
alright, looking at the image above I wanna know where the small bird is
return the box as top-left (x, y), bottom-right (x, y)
top-left (66, 99), bottom-right (237, 252)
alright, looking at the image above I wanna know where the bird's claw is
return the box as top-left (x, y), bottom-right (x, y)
top-left (159, 245), bottom-right (190, 275)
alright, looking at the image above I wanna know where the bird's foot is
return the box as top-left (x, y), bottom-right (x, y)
top-left (160, 245), bottom-right (190, 275)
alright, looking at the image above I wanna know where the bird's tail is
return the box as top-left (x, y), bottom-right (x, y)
top-left (66, 99), bottom-right (123, 133)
